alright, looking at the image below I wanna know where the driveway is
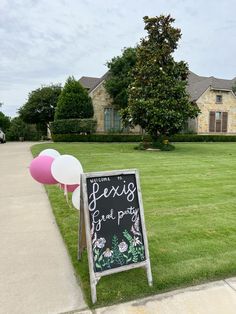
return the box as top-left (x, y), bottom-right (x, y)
top-left (0, 142), bottom-right (87, 314)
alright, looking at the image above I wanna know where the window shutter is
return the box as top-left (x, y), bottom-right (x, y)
top-left (222, 112), bottom-right (228, 132)
top-left (209, 111), bottom-right (215, 132)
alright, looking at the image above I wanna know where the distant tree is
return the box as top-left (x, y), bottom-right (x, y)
top-left (6, 117), bottom-right (40, 140)
top-left (19, 84), bottom-right (61, 131)
top-left (0, 107), bottom-right (11, 132)
top-left (124, 15), bottom-right (200, 143)
top-left (55, 76), bottom-right (94, 120)
top-left (105, 47), bottom-right (137, 109)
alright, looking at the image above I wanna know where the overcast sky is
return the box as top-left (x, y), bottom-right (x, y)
top-left (1, 0), bottom-right (236, 117)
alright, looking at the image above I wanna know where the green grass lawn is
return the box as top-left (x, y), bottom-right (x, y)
top-left (31, 142), bottom-right (236, 307)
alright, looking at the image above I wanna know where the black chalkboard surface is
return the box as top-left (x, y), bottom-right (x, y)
top-left (86, 173), bottom-right (145, 272)
top-left (80, 169), bottom-right (152, 303)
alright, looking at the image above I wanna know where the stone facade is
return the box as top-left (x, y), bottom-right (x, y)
top-left (89, 82), bottom-right (113, 133)
top-left (190, 88), bottom-right (236, 134)
top-left (89, 81), bottom-right (141, 134)
top-left (81, 71), bottom-right (236, 135)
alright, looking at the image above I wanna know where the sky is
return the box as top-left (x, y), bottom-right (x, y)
top-left (1, 0), bottom-right (236, 117)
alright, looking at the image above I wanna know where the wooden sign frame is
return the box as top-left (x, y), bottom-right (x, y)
top-left (78, 169), bottom-right (152, 304)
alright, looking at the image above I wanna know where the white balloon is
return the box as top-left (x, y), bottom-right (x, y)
top-left (51, 154), bottom-right (83, 185)
top-left (39, 148), bottom-right (60, 159)
top-left (72, 185), bottom-right (80, 210)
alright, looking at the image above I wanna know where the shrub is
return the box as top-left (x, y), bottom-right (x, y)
top-left (152, 140), bottom-right (175, 151)
top-left (52, 133), bottom-right (144, 142)
top-left (51, 133), bottom-right (236, 143)
top-left (6, 117), bottom-right (41, 141)
top-left (50, 119), bottom-right (97, 134)
top-left (170, 134), bottom-right (236, 142)
top-left (135, 139), bottom-right (175, 151)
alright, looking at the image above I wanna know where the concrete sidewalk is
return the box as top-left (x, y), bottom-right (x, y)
top-left (77, 277), bottom-right (236, 314)
top-left (0, 142), bottom-right (87, 314)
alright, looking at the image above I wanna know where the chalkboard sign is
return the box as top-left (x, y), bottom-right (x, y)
top-left (79, 169), bottom-right (152, 303)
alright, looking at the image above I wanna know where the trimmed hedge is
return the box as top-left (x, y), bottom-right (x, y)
top-left (52, 133), bottom-right (236, 143)
top-left (50, 119), bottom-right (97, 134)
top-left (52, 133), bottom-right (144, 142)
top-left (171, 134), bottom-right (236, 142)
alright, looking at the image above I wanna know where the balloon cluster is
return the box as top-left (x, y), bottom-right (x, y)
top-left (29, 148), bottom-right (82, 210)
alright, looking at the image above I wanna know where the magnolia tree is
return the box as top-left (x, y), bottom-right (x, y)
top-left (123, 15), bottom-right (200, 142)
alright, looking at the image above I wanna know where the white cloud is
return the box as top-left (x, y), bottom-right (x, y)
top-left (1, 0), bottom-right (236, 116)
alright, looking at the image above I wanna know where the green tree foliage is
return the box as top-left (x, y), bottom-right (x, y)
top-left (105, 47), bottom-right (137, 109)
top-left (6, 117), bottom-right (40, 140)
top-left (124, 15), bottom-right (200, 142)
top-left (55, 76), bottom-right (94, 120)
top-left (19, 84), bottom-right (61, 129)
top-left (0, 111), bottom-right (11, 132)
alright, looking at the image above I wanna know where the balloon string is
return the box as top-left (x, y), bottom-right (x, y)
top-left (64, 184), bottom-right (71, 208)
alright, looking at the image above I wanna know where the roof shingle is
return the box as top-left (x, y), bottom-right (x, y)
top-left (187, 71), bottom-right (236, 101)
top-left (78, 76), bottom-right (100, 91)
top-left (79, 71), bottom-right (236, 101)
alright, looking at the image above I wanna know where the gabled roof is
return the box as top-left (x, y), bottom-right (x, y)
top-left (79, 72), bottom-right (109, 93)
top-left (78, 76), bottom-right (100, 91)
top-left (79, 71), bottom-right (236, 101)
top-left (187, 71), bottom-right (236, 101)
top-left (89, 72), bottom-right (109, 92)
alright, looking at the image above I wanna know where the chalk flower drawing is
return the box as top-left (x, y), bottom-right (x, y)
top-left (132, 236), bottom-right (142, 246)
top-left (103, 248), bottom-right (113, 258)
top-left (118, 240), bottom-right (128, 253)
top-left (95, 237), bottom-right (106, 249)
top-left (131, 216), bottom-right (141, 236)
top-left (92, 229), bottom-right (145, 271)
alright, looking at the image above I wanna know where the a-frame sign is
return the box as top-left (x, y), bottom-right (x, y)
top-left (78, 169), bottom-right (152, 303)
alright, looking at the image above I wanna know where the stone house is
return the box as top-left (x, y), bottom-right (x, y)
top-left (187, 72), bottom-right (236, 134)
top-left (79, 71), bottom-right (236, 134)
top-left (79, 73), bottom-right (141, 133)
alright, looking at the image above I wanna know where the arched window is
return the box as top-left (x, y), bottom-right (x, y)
top-left (104, 108), bottom-right (121, 132)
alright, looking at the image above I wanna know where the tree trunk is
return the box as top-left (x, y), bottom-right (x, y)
top-left (151, 131), bottom-right (159, 147)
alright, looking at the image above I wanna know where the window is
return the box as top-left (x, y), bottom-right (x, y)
top-left (209, 111), bottom-right (228, 133)
top-left (216, 95), bottom-right (222, 103)
top-left (215, 112), bottom-right (221, 120)
top-left (104, 108), bottom-right (121, 131)
top-left (104, 108), bottom-right (113, 131)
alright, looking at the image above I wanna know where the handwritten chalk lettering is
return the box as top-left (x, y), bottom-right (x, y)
top-left (117, 206), bottom-right (139, 226)
top-left (90, 177), bottom-right (111, 183)
top-left (88, 182), bottom-right (136, 211)
top-left (92, 208), bottom-right (116, 232)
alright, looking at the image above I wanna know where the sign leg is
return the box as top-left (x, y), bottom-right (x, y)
top-left (91, 280), bottom-right (97, 304)
top-left (146, 259), bottom-right (153, 286)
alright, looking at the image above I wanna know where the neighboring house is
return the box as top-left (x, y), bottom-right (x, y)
top-left (187, 71), bottom-right (236, 134)
top-left (79, 71), bottom-right (236, 134)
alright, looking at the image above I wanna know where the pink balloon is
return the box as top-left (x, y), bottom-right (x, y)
top-left (29, 156), bottom-right (58, 185)
top-left (61, 184), bottom-right (79, 192)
